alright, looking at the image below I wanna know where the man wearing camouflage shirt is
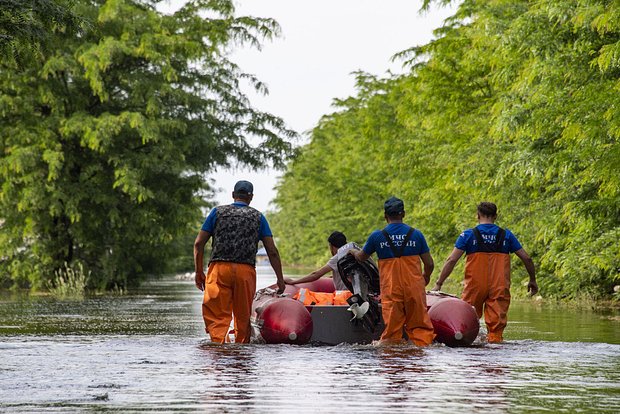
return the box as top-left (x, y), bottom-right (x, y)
top-left (194, 180), bottom-right (285, 343)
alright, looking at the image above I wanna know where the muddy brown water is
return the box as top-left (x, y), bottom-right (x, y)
top-left (1, 268), bottom-right (618, 413)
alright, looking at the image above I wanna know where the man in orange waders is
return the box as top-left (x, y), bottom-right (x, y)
top-left (431, 202), bottom-right (538, 343)
top-left (350, 197), bottom-right (435, 346)
top-left (193, 180), bottom-right (285, 343)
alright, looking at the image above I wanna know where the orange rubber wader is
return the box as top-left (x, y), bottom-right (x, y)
top-left (202, 261), bottom-right (256, 343)
top-left (462, 252), bottom-right (511, 343)
top-left (378, 255), bottom-right (435, 346)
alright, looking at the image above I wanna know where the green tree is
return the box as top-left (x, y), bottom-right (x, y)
top-left (484, 0), bottom-right (620, 298)
top-left (0, 0), bottom-right (294, 290)
top-left (272, 0), bottom-right (619, 300)
top-left (271, 73), bottom-right (402, 265)
top-left (0, 0), bottom-right (85, 66)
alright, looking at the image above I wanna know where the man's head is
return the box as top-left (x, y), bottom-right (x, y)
top-left (384, 196), bottom-right (405, 221)
top-left (232, 180), bottom-right (254, 203)
top-left (327, 231), bottom-right (347, 255)
top-left (477, 201), bottom-right (497, 220)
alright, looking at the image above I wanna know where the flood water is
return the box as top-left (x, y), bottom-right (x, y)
top-left (1, 268), bottom-right (619, 413)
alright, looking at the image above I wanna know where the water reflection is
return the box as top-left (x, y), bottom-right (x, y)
top-left (507, 301), bottom-right (620, 344)
top-left (0, 274), bottom-right (618, 413)
top-left (196, 342), bottom-right (258, 409)
top-left (503, 340), bottom-right (620, 413)
top-left (374, 345), bottom-right (427, 410)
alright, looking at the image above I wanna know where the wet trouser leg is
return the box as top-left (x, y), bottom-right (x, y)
top-left (203, 262), bottom-right (232, 343)
top-left (380, 298), bottom-right (405, 342)
top-left (231, 263), bottom-right (256, 343)
top-left (379, 256), bottom-right (435, 346)
top-left (462, 253), bottom-right (511, 343)
top-left (403, 274), bottom-right (435, 347)
top-left (203, 262), bottom-right (256, 343)
top-left (461, 277), bottom-right (487, 319)
top-left (485, 273), bottom-right (510, 343)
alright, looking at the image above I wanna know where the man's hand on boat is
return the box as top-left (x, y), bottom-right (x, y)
top-left (276, 278), bottom-right (286, 294)
top-left (348, 249), bottom-right (370, 262)
top-left (195, 270), bottom-right (206, 291)
top-left (283, 277), bottom-right (297, 285)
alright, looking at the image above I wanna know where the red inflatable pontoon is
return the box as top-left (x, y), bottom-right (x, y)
top-left (252, 295), bottom-right (313, 345)
top-left (251, 279), bottom-right (480, 347)
top-left (427, 295), bottom-right (480, 347)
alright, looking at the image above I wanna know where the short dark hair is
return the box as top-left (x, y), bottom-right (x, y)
top-left (327, 231), bottom-right (347, 248)
top-left (477, 201), bottom-right (497, 217)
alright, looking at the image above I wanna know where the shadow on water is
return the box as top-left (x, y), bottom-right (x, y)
top-left (0, 273), bottom-right (619, 413)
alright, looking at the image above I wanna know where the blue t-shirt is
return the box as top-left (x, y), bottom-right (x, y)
top-left (201, 202), bottom-right (272, 239)
top-left (362, 223), bottom-right (430, 260)
top-left (455, 223), bottom-right (522, 254)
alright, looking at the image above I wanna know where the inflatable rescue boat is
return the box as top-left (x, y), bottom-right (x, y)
top-left (251, 255), bottom-right (479, 347)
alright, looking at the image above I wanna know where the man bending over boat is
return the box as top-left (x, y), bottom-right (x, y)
top-left (431, 201), bottom-right (538, 343)
top-left (349, 196), bottom-right (436, 346)
top-left (194, 180), bottom-right (286, 343)
top-left (284, 231), bottom-right (359, 290)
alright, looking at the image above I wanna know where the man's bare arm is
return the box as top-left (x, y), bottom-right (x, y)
top-left (193, 230), bottom-right (211, 291)
top-left (262, 236), bottom-right (285, 294)
top-left (420, 252), bottom-right (435, 286)
top-left (431, 248), bottom-right (464, 291)
top-left (514, 248), bottom-right (538, 296)
top-left (285, 264), bottom-right (332, 285)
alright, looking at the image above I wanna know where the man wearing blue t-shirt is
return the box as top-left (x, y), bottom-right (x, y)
top-left (194, 180), bottom-right (285, 343)
top-left (431, 202), bottom-right (537, 343)
top-left (350, 196), bottom-right (435, 346)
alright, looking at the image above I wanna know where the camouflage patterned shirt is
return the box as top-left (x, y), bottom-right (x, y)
top-left (201, 202), bottom-right (272, 266)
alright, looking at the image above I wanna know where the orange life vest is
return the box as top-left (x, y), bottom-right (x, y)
top-left (292, 289), bottom-right (353, 306)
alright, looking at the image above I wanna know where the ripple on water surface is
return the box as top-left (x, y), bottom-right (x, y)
top-left (1, 336), bottom-right (619, 413)
top-left (0, 275), bottom-right (618, 413)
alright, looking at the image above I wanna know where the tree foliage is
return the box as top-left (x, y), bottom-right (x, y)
top-left (271, 0), bottom-right (619, 300)
top-left (0, 0), bottom-right (294, 290)
top-left (0, 0), bottom-right (85, 66)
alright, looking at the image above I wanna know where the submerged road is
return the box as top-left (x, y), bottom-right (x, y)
top-left (0, 269), bottom-right (618, 413)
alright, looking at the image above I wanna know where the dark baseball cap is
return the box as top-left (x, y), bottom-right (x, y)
top-left (233, 180), bottom-right (253, 195)
top-left (384, 196), bottom-right (405, 216)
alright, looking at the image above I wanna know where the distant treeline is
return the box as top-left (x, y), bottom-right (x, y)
top-left (270, 0), bottom-right (620, 300)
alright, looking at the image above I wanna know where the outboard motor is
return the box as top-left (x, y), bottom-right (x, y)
top-left (337, 254), bottom-right (382, 333)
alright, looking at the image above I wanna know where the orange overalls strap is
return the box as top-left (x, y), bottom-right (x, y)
top-left (378, 228), bottom-right (435, 346)
top-left (461, 227), bottom-right (511, 343)
top-left (381, 227), bottom-right (414, 260)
